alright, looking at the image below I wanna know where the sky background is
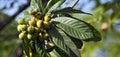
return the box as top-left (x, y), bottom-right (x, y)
top-left (0, 0), bottom-right (114, 21)
top-left (0, 0), bottom-right (113, 16)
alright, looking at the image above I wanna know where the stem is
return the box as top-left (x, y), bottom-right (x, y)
top-left (72, 0), bottom-right (79, 8)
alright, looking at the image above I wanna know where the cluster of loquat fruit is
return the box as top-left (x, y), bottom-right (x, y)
top-left (17, 8), bottom-right (54, 52)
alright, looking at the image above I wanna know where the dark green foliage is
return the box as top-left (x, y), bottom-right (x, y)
top-left (51, 7), bottom-right (92, 15)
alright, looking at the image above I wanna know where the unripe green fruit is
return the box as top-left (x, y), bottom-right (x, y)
top-left (21, 25), bottom-right (27, 30)
top-left (17, 25), bottom-right (22, 32)
top-left (34, 12), bottom-right (42, 19)
top-left (29, 18), bottom-right (36, 26)
top-left (29, 10), bottom-right (35, 15)
top-left (19, 31), bottom-right (27, 40)
top-left (44, 15), bottom-right (51, 22)
top-left (43, 33), bottom-right (49, 39)
top-left (36, 20), bottom-right (43, 28)
top-left (46, 42), bottom-right (55, 52)
top-left (48, 42), bottom-right (55, 47)
top-left (29, 8), bottom-right (38, 15)
top-left (29, 51), bottom-right (32, 57)
top-left (17, 25), bottom-right (27, 32)
top-left (34, 27), bottom-right (40, 33)
top-left (39, 33), bottom-right (43, 41)
top-left (43, 21), bottom-right (50, 29)
top-left (27, 33), bottom-right (34, 40)
top-left (18, 18), bottom-right (25, 24)
top-left (27, 26), bottom-right (35, 33)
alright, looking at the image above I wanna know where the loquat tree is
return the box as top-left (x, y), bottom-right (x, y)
top-left (17, 0), bottom-right (101, 57)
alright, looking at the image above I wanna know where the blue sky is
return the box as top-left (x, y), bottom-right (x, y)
top-left (0, 0), bottom-right (27, 16)
top-left (0, 0), bottom-right (113, 16)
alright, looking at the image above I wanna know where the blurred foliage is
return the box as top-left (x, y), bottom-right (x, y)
top-left (0, 0), bottom-right (120, 57)
top-left (70, 0), bottom-right (120, 57)
top-left (0, 10), bottom-right (8, 22)
top-left (0, 20), bottom-right (18, 35)
top-left (0, 10), bottom-right (22, 57)
top-left (0, 20), bottom-right (22, 57)
top-left (0, 38), bottom-right (21, 57)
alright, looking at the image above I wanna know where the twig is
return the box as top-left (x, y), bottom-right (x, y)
top-left (72, 0), bottom-right (79, 8)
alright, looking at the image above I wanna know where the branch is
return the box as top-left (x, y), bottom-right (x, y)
top-left (72, 0), bottom-right (79, 8)
top-left (0, 0), bottom-right (30, 31)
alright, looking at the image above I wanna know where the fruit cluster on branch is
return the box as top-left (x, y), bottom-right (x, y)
top-left (17, 8), bottom-right (50, 40)
top-left (17, 8), bottom-right (55, 56)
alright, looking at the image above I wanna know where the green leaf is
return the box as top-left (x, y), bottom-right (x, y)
top-left (49, 49), bottom-right (61, 57)
top-left (35, 42), bottom-right (47, 57)
top-left (48, 26), bottom-right (79, 57)
top-left (69, 37), bottom-right (83, 49)
top-left (59, 30), bottom-right (81, 57)
top-left (46, 0), bottom-right (59, 8)
top-left (46, 0), bottom-right (65, 14)
top-left (23, 40), bottom-right (30, 57)
top-left (44, 0), bottom-right (59, 13)
top-left (55, 47), bottom-right (70, 57)
top-left (52, 17), bottom-right (101, 41)
top-left (30, 0), bottom-right (37, 9)
top-left (35, 0), bottom-right (44, 12)
top-left (51, 7), bottom-right (92, 15)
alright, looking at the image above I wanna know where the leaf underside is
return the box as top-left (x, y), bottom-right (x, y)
top-left (52, 17), bottom-right (101, 41)
top-left (48, 26), bottom-right (80, 57)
